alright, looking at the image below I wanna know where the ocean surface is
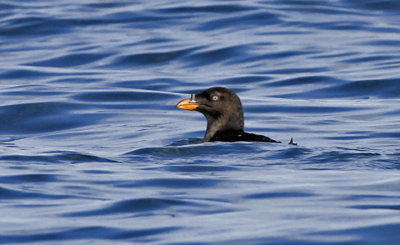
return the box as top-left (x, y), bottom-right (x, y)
top-left (1, 0), bottom-right (400, 244)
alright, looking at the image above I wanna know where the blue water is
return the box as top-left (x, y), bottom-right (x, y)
top-left (1, 0), bottom-right (400, 244)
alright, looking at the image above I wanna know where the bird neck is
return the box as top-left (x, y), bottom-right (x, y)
top-left (203, 114), bottom-right (244, 142)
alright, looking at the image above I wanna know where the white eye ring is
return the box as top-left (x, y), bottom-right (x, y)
top-left (211, 95), bottom-right (219, 101)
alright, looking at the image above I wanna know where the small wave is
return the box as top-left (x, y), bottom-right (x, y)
top-left (194, 11), bottom-right (281, 31)
top-left (114, 178), bottom-right (223, 189)
top-left (0, 226), bottom-right (178, 243)
top-left (73, 90), bottom-right (176, 103)
top-left (240, 50), bottom-right (318, 66)
top-left (268, 147), bottom-right (312, 160)
top-left (371, 131), bottom-right (400, 139)
top-left (363, 40), bottom-right (400, 47)
top-left (305, 149), bottom-right (382, 169)
top-left (103, 11), bottom-right (181, 24)
top-left (350, 204), bottom-right (400, 211)
top-left (24, 52), bottom-right (112, 68)
top-left (0, 2), bottom-right (17, 10)
top-left (304, 20), bottom-right (370, 31)
top-left (345, 1), bottom-right (400, 12)
top-left (163, 164), bottom-right (238, 173)
top-left (246, 104), bottom-right (366, 114)
top-left (0, 151), bottom-right (116, 164)
top-left (260, 67), bottom-right (329, 75)
top-left (154, 4), bottom-right (255, 14)
top-left (278, 78), bottom-right (400, 99)
top-left (112, 47), bottom-right (197, 67)
top-left (183, 45), bottom-right (248, 66)
top-left (0, 174), bottom-right (58, 184)
top-left (54, 151), bottom-right (117, 163)
top-left (111, 78), bottom-right (183, 91)
top-left (0, 16), bottom-right (73, 37)
top-left (167, 138), bottom-right (203, 146)
top-left (244, 191), bottom-right (314, 199)
top-left (0, 68), bottom-right (61, 79)
top-left (126, 142), bottom-right (261, 159)
top-left (309, 223), bottom-right (400, 244)
top-left (0, 186), bottom-right (70, 200)
top-left (63, 198), bottom-right (197, 217)
top-left (264, 76), bottom-right (345, 87)
top-left (0, 102), bottom-right (110, 134)
top-left (344, 55), bottom-right (399, 64)
top-left (214, 75), bottom-right (270, 86)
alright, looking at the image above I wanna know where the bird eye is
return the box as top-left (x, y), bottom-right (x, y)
top-left (211, 95), bottom-right (219, 101)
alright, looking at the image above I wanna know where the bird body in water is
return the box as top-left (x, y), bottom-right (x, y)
top-left (176, 87), bottom-right (280, 143)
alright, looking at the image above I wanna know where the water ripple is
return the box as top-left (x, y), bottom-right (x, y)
top-left (278, 77), bottom-right (400, 99)
top-left (0, 226), bottom-right (178, 243)
top-left (0, 186), bottom-right (70, 200)
top-left (114, 178), bottom-right (222, 189)
top-left (195, 11), bottom-right (281, 31)
top-left (0, 17), bottom-right (73, 36)
top-left (25, 52), bottom-right (112, 68)
top-left (0, 151), bottom-right (116, 163)
top-left (112, 47), bottom-right (198, 67)
top-left (0, 102), bottom-right (110, 134)
top-left (154, 4), bottom-right (255, 14)
top-left (0, 174), bottom-right (59, 184)
top-left (64, 198), bottom-right (197, 217)
top-left (73, 90), bottom-right (175, 102)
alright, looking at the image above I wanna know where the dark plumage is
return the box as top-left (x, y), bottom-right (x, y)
top-left (176, 87), bottom-right (280, 143)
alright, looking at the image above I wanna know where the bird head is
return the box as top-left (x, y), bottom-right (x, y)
top-left (176, 87), bottom-right (244, 141)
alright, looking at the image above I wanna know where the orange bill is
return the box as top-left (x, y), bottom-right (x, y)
top-left (176, 98), bottom-right (199, 110)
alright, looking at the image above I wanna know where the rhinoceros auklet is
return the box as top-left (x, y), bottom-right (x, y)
top-left (176, 87), bottom-right (280, 143)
